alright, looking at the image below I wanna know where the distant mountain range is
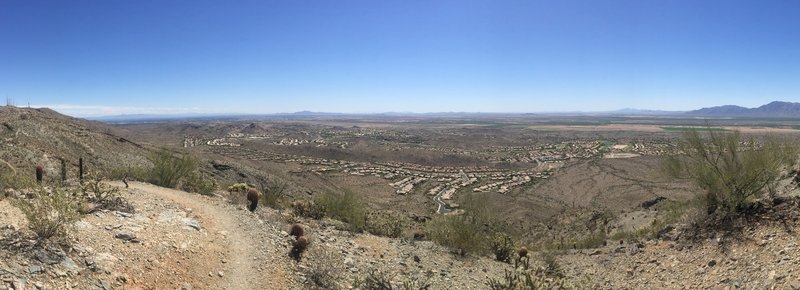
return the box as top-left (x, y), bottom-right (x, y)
top-left (84, 101), bottom-right (800, 122)
top-left (687, 101), bottom-right (800, 118)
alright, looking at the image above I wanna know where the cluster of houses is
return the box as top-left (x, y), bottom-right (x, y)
top-left (201, 130), bottom-right (681, 213)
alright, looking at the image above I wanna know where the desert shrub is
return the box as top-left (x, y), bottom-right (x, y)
top-left (0, 165), bottom-right (36, 192)
top-left (180, 171), bottom-right (217, 196)
top-left (425, 213), bottom-right (485, 256)
top-left (487, 251), bottom-right (576, 290)
top-left (292, 199), bottom-right (326, 219)
top-left (317, 190), bottom-right (367, 232)
top-left (80, 172), bottom-right (135, 213)
top-left (304, 247), bottom-right (345, 290)
top-left (147, 148), bottom-right (198, 188)
top-left (353, 269), bottom-right (431, 290)
top-left (572, 231), bottom-right (607, 249)
top-left (662, 130), bottom-right (797, 219)
top-left (365, 211), bottom-right (405, 238)
top-left (425, 193), bottom-right (501, 256)
top-left (490, 232), bottom-right (516, 263)
top-left (257, 179), bottom-right (287, 209)
top-left (12, 187), bottom-right (82, 241)
top-left (487, 268), bottom-right (575, 290)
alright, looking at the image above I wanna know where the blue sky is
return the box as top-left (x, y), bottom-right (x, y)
top-left (1, 0), bottom-right (799, 117)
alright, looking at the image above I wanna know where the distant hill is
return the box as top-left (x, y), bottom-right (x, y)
top-left (688, 101), bottom-right (800, 118)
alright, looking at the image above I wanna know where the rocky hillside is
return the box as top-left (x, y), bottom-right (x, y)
top-left (0, 106), bottom-right (150, 179)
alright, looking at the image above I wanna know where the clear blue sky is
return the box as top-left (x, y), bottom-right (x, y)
top-left (1, 0), bottom-right (799, 116)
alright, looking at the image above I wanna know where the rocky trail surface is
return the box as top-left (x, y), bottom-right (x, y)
top-left (1, 181), bottom-right (299, 290)
top-left (108, 181), bottom-right (295, 289)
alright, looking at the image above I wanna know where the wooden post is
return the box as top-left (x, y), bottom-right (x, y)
top-left (60, 159), bottom-right (67, 182)
top-left (79, 157), bottom-right (84, 181)
top-left (35, 165), bottom-right (43, 183)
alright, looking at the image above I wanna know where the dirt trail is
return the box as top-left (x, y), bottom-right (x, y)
top-left (111, 181), bottom-right (290, 289)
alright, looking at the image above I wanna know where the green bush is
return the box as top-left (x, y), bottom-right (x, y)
top-left (257, 179), bottom-right (287, 209)
top-left (80, 172), bottom-right (135, 213)
top-left (147, 148), bottom-right (199, 188)
top-left (662, 130), bottom-right (798, 219)
top-left (180, 171), bottom-right (217, 196)
top-left (353, 269), bottom-right (431, 290)
top-left (425, 193), bottom-right (503, 256)
top-left (0, 165), bottom-right (36, 192)
top-left (292, 199), bottom-right (326, 220)
top-left (365, 211), bottom-right (405, 238)
top-left (317, 190), bottom-right (367, 232)
top-left (425, 213), bottom-right (486, 256)
top-left (12, 187), bottom-right (82, 241)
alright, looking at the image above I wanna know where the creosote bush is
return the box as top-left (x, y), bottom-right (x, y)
top-left (662, 129), bottom-right (798, 220)
top-left (353, 269), bottom-right (431, 290)
top-left (425, 213), bottom-right (485, 256)
top-left (1, 165), bottom-right (36, 193)
top-left (80, 172), bottom-right (135, 213)
top-left (365, 211), bottom-right (405, 238)
top-left (257, 179), bottom-right (288, 209)
top-left (148, 148), bottom-right (198, 188)
top-left (292, 199), bottom-right (326, 219)
top-left (180, 170), bottom-right (217, 196)
top-left (425, 193), bottom-right (506, 256)
top-left (317, 190), bottom-right (367, 232)
top-left (303, 247), bottom-right (345, 290)
top-left (12, 187), bottom-right (82, 242)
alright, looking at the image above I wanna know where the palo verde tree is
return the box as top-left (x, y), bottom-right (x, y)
top-left (662, 129), bottom-right (798, 219)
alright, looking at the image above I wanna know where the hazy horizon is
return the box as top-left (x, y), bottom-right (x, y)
top-left (3, 1), bottom-right (800, 117)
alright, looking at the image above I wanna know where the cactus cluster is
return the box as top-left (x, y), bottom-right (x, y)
top-left (289, 223), bottom-right (309, 261)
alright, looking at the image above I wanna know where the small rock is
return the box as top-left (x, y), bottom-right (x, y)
top-left (181, 283), bottom-right (193, 290)
top-left (183, 218), bottom-right (202, 231)
top-left (114, 232), bottom-right (139, 243)
top-left (217, 271), bottom-right (224, 277)
top-left (708, 259), bottom-right (717, 267)
top-left (60, 257), bottom-right (80, 272)
top-left (29, 265), bottom-right (43, 274)
top-left (101, 280), bottom-right (112, 290)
